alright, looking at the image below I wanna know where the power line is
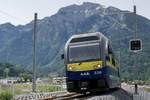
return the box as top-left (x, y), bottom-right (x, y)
top-left (132, 0), bottom-right (135, 6)
top-left (0, 9), bottom-right (28, 23)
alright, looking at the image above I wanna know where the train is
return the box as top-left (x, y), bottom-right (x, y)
top-left (62, 32), bottom-right (121, 93)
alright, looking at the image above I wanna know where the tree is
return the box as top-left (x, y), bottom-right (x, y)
top-left (0, 63), bottom-right (25, 78)
top-left (4, 68), bottom-right (10, 78)
top-left (19, 72), bottom-right (32, 82)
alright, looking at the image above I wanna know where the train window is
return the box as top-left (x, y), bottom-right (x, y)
top-left (70, 36), bottom-right (99, 43)
top-left (106, 56), bottom-right (110, 61)
top-left (108, 45), bottom-right (113, 54)
top-left (118, 68), bottom-right (120, 77)
top-left (108, 44), bottom-right (116, 66)
top-left (107, 45), bottom-right (112, 62)
top-left (69, 43), bottom-right (100, 62)
top-left (112, 58), bottom-right (115, 66)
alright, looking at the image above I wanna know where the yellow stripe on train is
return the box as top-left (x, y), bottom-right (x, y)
top-left (67, 61), bottom-right (103, 71)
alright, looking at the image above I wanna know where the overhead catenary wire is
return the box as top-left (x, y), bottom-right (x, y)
top-left (132, 0), bottom-right (135, 6)
top-left (100, 5), bottom-right (141, 43)
top-left (0, 9), bottom-right (28, 24)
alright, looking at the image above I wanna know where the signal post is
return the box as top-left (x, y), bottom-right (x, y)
top-left (129, 5), bottom-right (142, 94)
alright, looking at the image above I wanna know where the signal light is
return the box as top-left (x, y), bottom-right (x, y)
top-left (129, 39), bottom-right (142, 52)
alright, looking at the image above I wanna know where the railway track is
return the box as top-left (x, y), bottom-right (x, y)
top-left (51, 93), bottom-right (82, 100)
top-left (14, 87), bottom-right (133, 100)
top-left (14, 83), bottom-right (150, 100)
top-left (14, 91), bottom-right (69, 100)
top-left (40, 88), bottom-right (132, 100)
top-left (40, 92), bottom-right (93, 100)
top-left (38, 92), bottom-right (79, 100)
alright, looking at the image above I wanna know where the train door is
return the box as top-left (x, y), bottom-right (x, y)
top-left (106, 44), bottom-right (117, 88)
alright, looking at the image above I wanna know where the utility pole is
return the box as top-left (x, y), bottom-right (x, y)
top-left (134, 5), bottom-right (137, 39)
top-left (32, 13), bottom-right (37, 93)
top-left (133, 5), bottom-right (138, 94)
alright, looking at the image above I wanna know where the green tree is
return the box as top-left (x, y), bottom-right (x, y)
top-left (19, 72), bottom-right (32, 82)
top-left (0, 63), bottom-right (25, 78)
top-left (0, 92), bottom-right (13, 100)
top-left (4, 68), bottom-right (10, 78)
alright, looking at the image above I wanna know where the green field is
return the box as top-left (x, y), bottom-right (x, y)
top-left (144, 87), bottom-right (150, 93)
top-left (0, 83), bottom-right (64, 96)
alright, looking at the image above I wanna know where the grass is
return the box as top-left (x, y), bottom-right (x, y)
top-left (144, 87), bottom-right (150, 92)
top-left (37, 84), bottom-right (63, 92)
top-left (0, 83), bottom-right (64, 96)
top-left (0, 84), bottom-right (31, 96)
top-left (0, 91), bottom-right (13, 100)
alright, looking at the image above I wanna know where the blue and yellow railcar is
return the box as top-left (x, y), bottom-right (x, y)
top-left (63, 32), bottom-right (120, 93)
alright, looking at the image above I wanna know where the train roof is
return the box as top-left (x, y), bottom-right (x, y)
top-left (68, 32), bottom-right (108, 44)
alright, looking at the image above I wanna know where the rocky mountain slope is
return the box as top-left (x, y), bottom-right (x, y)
top-left (0, 2), bottom-right (150, 79)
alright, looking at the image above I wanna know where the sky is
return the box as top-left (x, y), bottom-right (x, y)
top-left (0, 0), bottom-right (149, 25)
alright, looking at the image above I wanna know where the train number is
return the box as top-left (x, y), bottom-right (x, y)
top-left (94, 71), bottom-right (102, 75)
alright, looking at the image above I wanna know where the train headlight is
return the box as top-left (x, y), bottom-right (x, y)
top-left (68, 66), bottom-right (73, 71)
top-left (97, 64), bottom-right (101, 68)
top-left (93, 64), bottom-right (102, 69)
top-left (69, 66), bottom-right (72, 70)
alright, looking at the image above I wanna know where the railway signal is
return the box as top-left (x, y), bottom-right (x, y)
top-left (130, 5), bottom-right (142, 94)
top-left (129, 39), bottom-right (142, 52)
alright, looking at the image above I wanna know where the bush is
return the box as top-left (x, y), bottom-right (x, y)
top-left (0, 91), bottom-right (13, 100)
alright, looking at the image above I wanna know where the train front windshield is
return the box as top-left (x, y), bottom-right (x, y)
top-left (69, 43), bottom-right (100, 62)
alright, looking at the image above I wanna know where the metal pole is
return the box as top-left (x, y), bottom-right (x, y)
top-left (134, 54), bottom-right (138, 94)
top-left (133, 5), bottom-right (138, 94)
top-left (32, 13), bottom-right (37, 93)
top-left (119, 50), bottom-right (121, 75)
top-left (134, 5), bottom-right (137, 39)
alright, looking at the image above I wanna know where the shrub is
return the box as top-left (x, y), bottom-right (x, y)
top-left (0, 91), bottom-right (13, 100)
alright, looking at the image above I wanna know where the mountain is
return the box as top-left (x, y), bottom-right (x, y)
top-left (0, 2), bottom-right (150, 80)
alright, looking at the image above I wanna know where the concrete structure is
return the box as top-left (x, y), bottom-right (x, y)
top-left (0, 78), bottom-right (18, 84)
top-left (52, 77), bottom-right (66, 85)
